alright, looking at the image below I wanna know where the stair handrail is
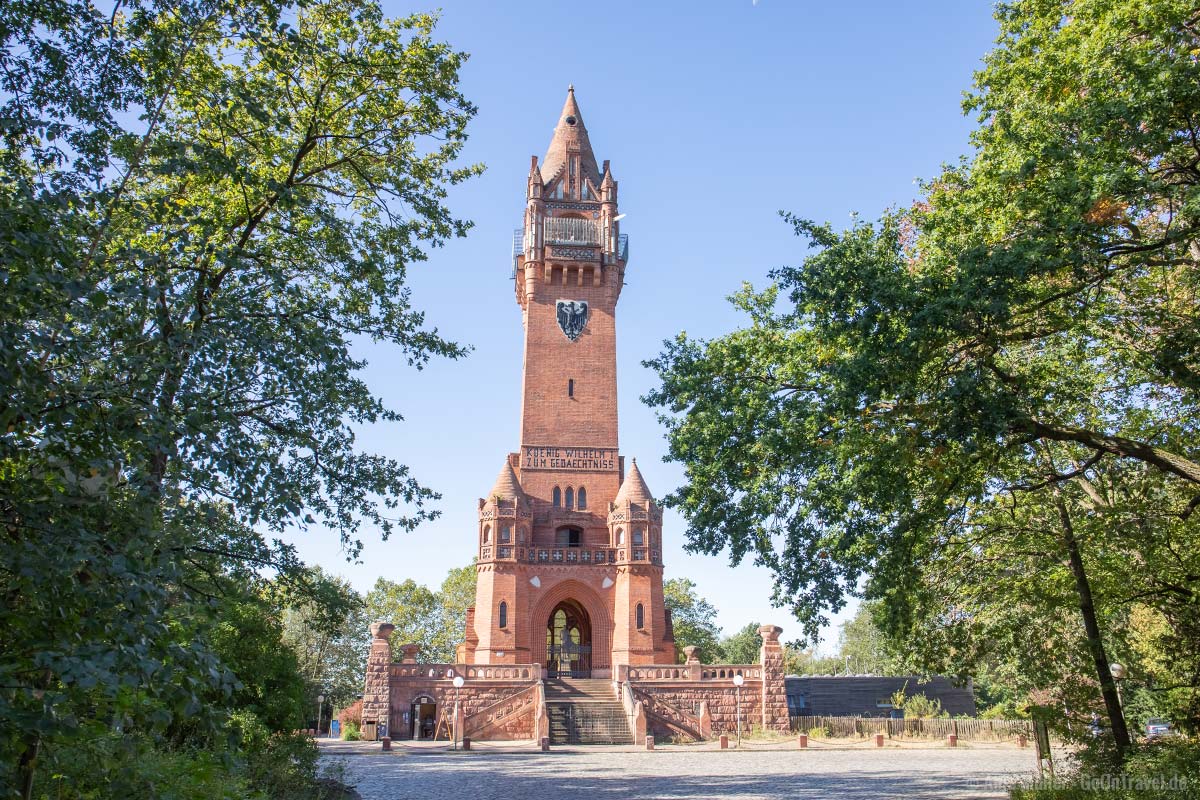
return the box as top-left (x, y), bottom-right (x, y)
top-left (463, 682), bottom-right (538, 738)
top-left (632, 686), bottom-right (705, 741)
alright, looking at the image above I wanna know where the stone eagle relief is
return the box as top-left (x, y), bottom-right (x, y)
top-left (556, 300), bottom-right (589, 342)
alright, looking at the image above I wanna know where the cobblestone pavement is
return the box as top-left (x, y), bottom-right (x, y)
top-left (320, 740), bottom-right (1041, 800)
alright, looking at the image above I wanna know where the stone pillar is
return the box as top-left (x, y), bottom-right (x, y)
top-left (758, 624), bottom-right (789, 732)
top-left (363, 622), bottom-right (394, 740)
top-left (399, 643), bottom-right (419, 664)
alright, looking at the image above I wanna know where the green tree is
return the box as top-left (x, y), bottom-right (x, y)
top-left (838, 602), bottom-right (899, 675)
top-left (435, 562), bottom-right (478, 661)
top-left (365, 578), bottom-right (442, 660)
top-left (720, 622), bottom-right (763, 665)
top-left (1, 0), bottom-right (479, 792)
top-left (644, 0), bottom-right (1200, 762)
top-left (663, 577), bottom-right (723, 664)
top-left (279, 568), bottom-right (368, 710)
top-left (362, 564), bottom-right (478, 664)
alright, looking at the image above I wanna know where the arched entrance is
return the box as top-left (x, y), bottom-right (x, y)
top-left (410, 694), bottom-right (437, 740)
top-left (546, 599), bottom-right (592, 678)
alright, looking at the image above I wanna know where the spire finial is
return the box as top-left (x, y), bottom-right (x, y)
top-left (568, 84), bottom-right (574, 93)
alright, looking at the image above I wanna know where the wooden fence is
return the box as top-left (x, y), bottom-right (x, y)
top-left (790, 715), bottom-right (1031, 741)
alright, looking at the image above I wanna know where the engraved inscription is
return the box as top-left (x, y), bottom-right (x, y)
top-left (522, 446), bottom-right (618, 471)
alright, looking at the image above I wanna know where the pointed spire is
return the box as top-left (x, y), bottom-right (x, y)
top-left (614, 458), bottom-right (654, 506)
top-left (489, 461), bottom-right (525, 502)
top-left (541, 85), bottom-right (601, 189)
top-left (601, 159), bottom-right (615, 188)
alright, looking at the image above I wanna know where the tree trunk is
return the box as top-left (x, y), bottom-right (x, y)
top-left (1053, 489), bottom-right (1131, 761)
top-left (18, 733), bottom-right (39, 800)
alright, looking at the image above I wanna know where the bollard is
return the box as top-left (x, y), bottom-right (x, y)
top-left (719, 734), bottom-right (729, 749)
top-left (462, 737), bottom-right (471, 751)
top-left (380, 737), bottom-right (391, 752)
top-left (645, 735), bottom-right (655, 751)
top-left (798, 734), bottom-right (808, 749)
top-left (1018, 734), bottom-right (1027, 749)
top-left (948, 734), bottom-right (958, 747)
top-left (875, 733), bottom-right (884, 748)
top-left (540, 736), bottom-right (550, 752)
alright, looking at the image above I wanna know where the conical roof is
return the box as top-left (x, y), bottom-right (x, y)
top-left (541, 86), bottom-right (601, 188)
top-left (489, 462), bottom-right (525, 501)
top-left (614, 458), bottom-right (654, 506)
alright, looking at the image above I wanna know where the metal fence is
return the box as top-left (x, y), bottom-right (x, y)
top-left (790, 715), bottom-right (1032, 741)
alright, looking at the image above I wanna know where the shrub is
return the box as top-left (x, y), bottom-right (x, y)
top-left (1009, 737), bottom-right (1200, 800)
top-left (342, 722), bottom-right (361, 742)
top-left (808, 725), bottom-right (830, 739)
top-left (32, 729), bottom-right (250, 800)
top-left (337, 699), bottom-right (363, 731)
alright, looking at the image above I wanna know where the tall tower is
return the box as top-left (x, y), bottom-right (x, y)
top-left (460, 88), bottom-right (674, 676)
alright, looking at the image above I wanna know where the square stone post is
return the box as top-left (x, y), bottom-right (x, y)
top-left (758, 624), bottom-right (789, 732)
top-left (362, 622), bottom-right (394, 740)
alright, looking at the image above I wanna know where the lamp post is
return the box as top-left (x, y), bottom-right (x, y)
top-left (316, 693), bottom-right (325, 738)
top-left (452, 675), bottom-right (465, 751)
top-left (732, 673), bottom-right (744, 749)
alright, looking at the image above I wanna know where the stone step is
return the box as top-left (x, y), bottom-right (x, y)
top-left (547, 700), bottom-right (632, 745)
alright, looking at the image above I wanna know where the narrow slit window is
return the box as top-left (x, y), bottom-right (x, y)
top-left (568, 379), bottom-right (574, 398)
top-left (636, 603), bottom-right (645, 630)
top-left (553, 487), bottom-right (561, 507)
top-left (499, 601), bottom-right (508, 629)
top-left (565, 487), bottom-right (574, 509)
top-left (577, 487), bottom-right (587, 509)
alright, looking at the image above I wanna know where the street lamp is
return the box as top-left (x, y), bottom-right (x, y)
top-left (732, 673), bottom-right (745, 749)
top-left (316, 693), bottom-right (325, 739)
top-left (452, 675), bottom-right (465, 751)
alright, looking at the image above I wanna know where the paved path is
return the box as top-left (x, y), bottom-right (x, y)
top-left (320, 740), bottom-right (1041, 799)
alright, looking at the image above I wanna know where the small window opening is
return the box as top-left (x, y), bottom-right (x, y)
top-left (499, 601), bottom-right (508, 629)
top-left (568, 379), bottom-right (574, 398)
top-left (577, 487), bottom-right (587, 509)
top-left (553, 487), bottom-right (561, 507)
top-left (556, 526), bottom-right (582, 548)
top-left (636, 603), bottom-right (645, 630)
top-left (565, 487), bottom-right (574, 509)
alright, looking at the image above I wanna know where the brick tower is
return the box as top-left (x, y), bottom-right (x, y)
top-left (459, 88), bottom-right (674, 677)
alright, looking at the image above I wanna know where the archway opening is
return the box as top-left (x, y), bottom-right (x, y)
top-left (545, 599), bottom-right (592, 678)
top-left (410, 694), bottom-right (437, 740)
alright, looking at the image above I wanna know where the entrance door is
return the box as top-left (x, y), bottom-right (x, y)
top-left (546, 600), bottom-right (592, 678)
top-left (410, 697), bottom-right (437, 739)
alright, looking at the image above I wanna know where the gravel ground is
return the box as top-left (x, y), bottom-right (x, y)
top-left (319, 740), bottom-right (1042, 800)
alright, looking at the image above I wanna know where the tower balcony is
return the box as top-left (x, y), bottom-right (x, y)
top-left (545, 216), bottom-right (601, 245)
top-left (511, 226), bottom-right (629, 275)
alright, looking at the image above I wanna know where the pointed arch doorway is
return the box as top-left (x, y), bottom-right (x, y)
top-left (545, 599), bottom-right (592, 678)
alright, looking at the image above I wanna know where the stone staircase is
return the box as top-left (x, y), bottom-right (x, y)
top-left (545, 679), bottom-right (633, 745)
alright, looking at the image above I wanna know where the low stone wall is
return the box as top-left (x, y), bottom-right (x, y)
top-left (387, 665), bottom-right (539, 740)
top-left (363, 622), bottom-right (791, 742)
top-left (632, 680), bottom-right (762, 737)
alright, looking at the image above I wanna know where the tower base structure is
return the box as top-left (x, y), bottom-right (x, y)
top-left (359, 623), bottom-right (790, 744)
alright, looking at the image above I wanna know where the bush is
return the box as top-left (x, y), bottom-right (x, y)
top-left (337, 699), bottom-right (363, 731)
top-left (341, 721), bottom-right (362, 741)
top-left (1009, 737), bottom-right (1200, 800)
top-left (32, 729), bottom-right (251, 800)
top-left (808, 725), bottom-right (830, 739)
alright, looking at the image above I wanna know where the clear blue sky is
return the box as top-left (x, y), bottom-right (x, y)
top-left (283, 0), bottom-right (1000, 651)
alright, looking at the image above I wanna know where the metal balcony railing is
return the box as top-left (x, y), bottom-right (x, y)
top-left (511, 225), bottom-right (630, 274)
top-left (511, 228), bottom-right (523, 278)
top-left (544, 217), bottom-right (601, 245)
